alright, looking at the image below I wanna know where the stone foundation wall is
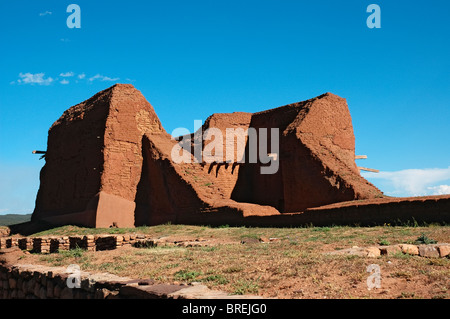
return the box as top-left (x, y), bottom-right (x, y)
top-left (0, 234), bottom-right (153, 253)
top-left (326, 243), bottom-right (450, 258)
top-left (0, 262), bottom-right (259, 299)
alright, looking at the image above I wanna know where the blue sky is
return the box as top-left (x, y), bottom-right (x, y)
top-left (0, 1), bottom-right (449, 214)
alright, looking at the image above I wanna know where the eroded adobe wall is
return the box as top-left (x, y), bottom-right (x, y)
top-left (94, 85), bottom-right (166, 227)
top-left (174, 93), bottom-right (382, 214)
top-left (199, 112), bottom-right (253, 198)
top-left (231, 100), bottom-right (304, 211)
top-left (33, 84), bottom-right (168, 228)
top-left (134, 134), bottom-right (207, 226)
top-left (101, 84), bottom-right (164, 202)
top-left (296, 195), bottom-right (450, 226)
top-left (288, 93), bottom-right (382, 202)
top-left (281, 93), bottom-right (363, 212)
top-left (32, 84), bottom-right (387, 228)
top-left (232, 93), bottom-right (383, 213)
top-left (32, 88), bottom-right (111, 222)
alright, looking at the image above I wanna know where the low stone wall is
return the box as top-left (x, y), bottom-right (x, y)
top-left (0, 261), bottom-right (261, 299)
top-left (0, 234), bottom-right (153, 253)
top-left (326, 243), bottom-right (450, 258)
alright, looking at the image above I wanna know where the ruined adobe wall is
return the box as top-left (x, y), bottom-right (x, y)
top-left (33, 84), bottom-right (169, 228)
top-left (301, 195), bottom-right (450, 226)
top-left (31, 85), bottom-right (390, 228)
top-left (134, 134), bottom-right (206, 226)
top-left (241, 93), bottom-right (382, 213)
top-left (134, 131), bottom-right (280, 226)
top-left (231, 100), bottom-right (304, 211)
top-left (134, 131), bottom-right (236, 226)
top-left (199, 112), bottom-right (253, 198)
top-left (281, 93), bottom-right (379, 212)
top-left (176, 112), bottom-right (253, 199)
top-left (289, 93), bottom-right (382, 201)
top-left (32, 89), bottom-right (111, 221)
top-left (236, 195), bottom-right (450, 227)
top-left (101, 84), bottom-right (164, 202)
top-left (93, 84), bottom-right (167, 227)
top-left (289, 93), bottom-right (359, 174)
top-left (0, 261), bottom-right (256, 299)
top-left (201, 94), bottom-right (382, 214)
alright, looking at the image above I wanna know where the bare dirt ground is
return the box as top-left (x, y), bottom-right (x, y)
top-left (6, 224), bottom-right (450, 299)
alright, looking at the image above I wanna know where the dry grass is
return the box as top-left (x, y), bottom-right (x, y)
top-left (21, 224), bottom-right (450, 299)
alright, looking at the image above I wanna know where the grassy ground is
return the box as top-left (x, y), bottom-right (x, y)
top-left (17, 223), bottom-right (450, 299)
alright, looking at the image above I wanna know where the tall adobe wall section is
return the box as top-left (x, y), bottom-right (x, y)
top-left (280, 93), bottom-right (382, 211)
top-left (178, 112), bottom-right (253, 199)
top-left (101, 84), bottom-right (164, 201)
top-left (32, 84), bottom-right (164, 228)
top-left (190, 93), bottom-right (383, 213)
top-left (32, 88), bottom-right (110, 226)
top-left (277, 93), bottom-right (381, 212)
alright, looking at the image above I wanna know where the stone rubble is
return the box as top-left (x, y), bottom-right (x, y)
top-left (325, 243), bottom-right (450, 258)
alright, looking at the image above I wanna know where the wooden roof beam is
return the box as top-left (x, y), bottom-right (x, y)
top-left (358, 167), bottom-right (379, 173)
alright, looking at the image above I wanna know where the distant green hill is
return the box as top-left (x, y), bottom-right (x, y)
top-left (0, 214), bottom-right (32, 226)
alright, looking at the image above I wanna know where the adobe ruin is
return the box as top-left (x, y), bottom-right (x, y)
top-left (31, 84), bottom-right (450, 227)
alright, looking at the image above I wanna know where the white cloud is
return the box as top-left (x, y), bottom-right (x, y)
top-left (39, 11), bottom-right (52, 16)
top-left (89, 74), bottom-right (120, 82)
top-left (60, 38), bottom-right (70, 42)
top-left (11, 72), bottom-right (122, 86)
top-left (427, 185), bottom-right (450, 196)
top-left (17, 72), bottom-right (53, 85)
top-left (60, 72), bottom-right (74, 77)
top-left (363, 166), bottom-right (450, 197)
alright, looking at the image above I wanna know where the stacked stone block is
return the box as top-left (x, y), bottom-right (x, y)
top-left (0, 234), bottom-right (145, 253)
top-left (0, 263), bottom-right (259, 300)
top-left (326, 243), bottom-right (450, 258)
top-left (59, 237), bottom-right (70, 251)
top-left (85, 235), bottom-right (95, 251)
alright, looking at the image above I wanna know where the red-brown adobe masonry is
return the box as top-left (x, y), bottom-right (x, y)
top-left (31, 84), bottom-right (450, 227)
